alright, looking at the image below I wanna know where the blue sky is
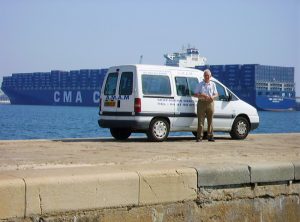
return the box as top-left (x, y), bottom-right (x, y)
top-left (0, 0), bottom-right (299, 94)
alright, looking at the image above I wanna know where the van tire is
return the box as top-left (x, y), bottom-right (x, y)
top-left (110, 128), bottom-right (131, 140)
top-left (147, 118), bottom-right (169, 142)
top-left (230, 117), bottom-right (250, 140)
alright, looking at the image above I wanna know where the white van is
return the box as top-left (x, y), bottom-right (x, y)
top-left (98, 64), bottom-right (259, 142)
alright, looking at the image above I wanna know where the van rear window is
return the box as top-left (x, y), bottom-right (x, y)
top-left (104, 72), bottom-right (118, 95)
top-left (119, 72), bottom-right (133, 95)
top-left (142, 75), bottom-right (171, 95)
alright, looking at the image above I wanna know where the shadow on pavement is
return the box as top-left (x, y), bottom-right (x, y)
top-left (53, 136), bottom-right (233, 143)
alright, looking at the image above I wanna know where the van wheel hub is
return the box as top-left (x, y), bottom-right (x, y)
top-left (237, 121), bottom-right (247, 135)
top-left (230, 117), bottom-right (250, 140)
top-left (153, 121), bottom-right (167, 138)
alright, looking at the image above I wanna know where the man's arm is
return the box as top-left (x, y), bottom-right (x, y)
top-left (209, 83), bottom-right (218, 101)
top-left (209, 93), bottom-right (218, 101)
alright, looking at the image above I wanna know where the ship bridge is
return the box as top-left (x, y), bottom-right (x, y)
top-left (164, 47), bottom-right (207, 68)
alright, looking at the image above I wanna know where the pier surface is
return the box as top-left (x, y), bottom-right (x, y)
top-left (1, 133), bottom-right (299, 170)
top-left (0, 133), bottom-right (300, 221)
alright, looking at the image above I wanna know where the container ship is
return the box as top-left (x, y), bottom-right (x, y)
top-left (1, 48), bottom-right (297, 110)
top-left (1, 69), bottom-right (107, 106)
top-left (165, 47), bottom-right (296, 111)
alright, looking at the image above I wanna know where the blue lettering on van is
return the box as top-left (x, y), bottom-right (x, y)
top-left (105, 95), bottom-right (130, 100)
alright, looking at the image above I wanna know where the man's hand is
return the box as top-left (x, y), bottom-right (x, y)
top-left (200, 94), bottom-right (209, 100)
top-left (195, 94), bottom-right (213, 101)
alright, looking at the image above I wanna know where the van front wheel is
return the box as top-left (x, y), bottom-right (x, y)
top-left (110, 128), bottom-right (131, 140)
top-left (230, 117), bottom-right (250, 140)
top-left (147, 118), bottom-right (169, 142)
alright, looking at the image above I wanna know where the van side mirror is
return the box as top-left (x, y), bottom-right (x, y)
top-left (227, 93), bottom-right (232, 101)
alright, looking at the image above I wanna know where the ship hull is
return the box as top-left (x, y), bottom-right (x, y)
top-left (255, 95), bottom-right (296, 111)
top-left (3, 89), bottom-right (296, 111)
top-left (2, 88), bottom-right (101, 107)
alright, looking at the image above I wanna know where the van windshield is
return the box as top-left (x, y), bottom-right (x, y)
top-left (212, 81), bottom-right (238, 101)
top-left (142, 75), bottom-right (171, 95)
top-left (104, 72), bottom-right (118, 95)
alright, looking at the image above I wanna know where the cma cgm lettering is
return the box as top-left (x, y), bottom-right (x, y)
top-left (54, 90), bottom-right (100, 105)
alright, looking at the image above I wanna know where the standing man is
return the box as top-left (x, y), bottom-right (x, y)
top-left (194, 69), bottom-right (218, 142)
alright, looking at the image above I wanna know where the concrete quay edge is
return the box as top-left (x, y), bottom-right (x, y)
top-left (1, 161), bottom-right (300, 220)
top-left (195, 163), bottom-right (250, 186)
top-left (196, 161), bottom-right (300, 187)
top-left (293, 161), bottom-right (300, 180)
top-left (0, 175), bottom-right (25, 219)
top-left (248, 162), bottom-right (295, 183)
top-left (0, 166), bottom-right (197, 220)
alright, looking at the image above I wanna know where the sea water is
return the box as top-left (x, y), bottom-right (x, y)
top-left (0, 104), bottom-right (299, 140)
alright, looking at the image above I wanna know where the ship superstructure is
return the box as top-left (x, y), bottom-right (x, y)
top-left (164, 47), bottom-right (207, 68)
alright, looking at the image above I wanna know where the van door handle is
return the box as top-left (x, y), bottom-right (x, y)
top-left (117, 100), bottom-right (120, 108)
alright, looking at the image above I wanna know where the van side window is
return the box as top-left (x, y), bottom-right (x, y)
top-left (142, 75), bottom-right (171, 95)
top-left (175, 77), bottom-right (189, 96)
top-left (104, 72), bottom-right (118, 95)
top-left (213, 81), bottom-right (227, 101)
top-left (119, 72), bottom-right (133, 95)
top-left (175, 77), bottom-right (199, 96)
top-left (187, 78), bottom-right (199, 95)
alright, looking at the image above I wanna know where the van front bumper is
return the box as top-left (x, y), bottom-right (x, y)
top-left (98, 119), bottom-right (150, 130)
top-left (251, 122), bottom-right (259, 130)
top-left (249, 115), bottom-right (260, 131)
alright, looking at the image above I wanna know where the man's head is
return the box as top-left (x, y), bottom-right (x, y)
top-left (203, 69), bottom-right (212, 83)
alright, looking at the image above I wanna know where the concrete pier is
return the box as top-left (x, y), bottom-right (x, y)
top-left (0, 133), bottom-right (299, 221)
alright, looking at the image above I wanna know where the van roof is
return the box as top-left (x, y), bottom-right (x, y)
top-left (109, 64), bottom-right (203, 72)
top-left (106, 64), bottom-right (230, 92)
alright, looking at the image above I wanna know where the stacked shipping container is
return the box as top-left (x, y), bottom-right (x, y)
top-left (6, 69), bottom-right (107, 90)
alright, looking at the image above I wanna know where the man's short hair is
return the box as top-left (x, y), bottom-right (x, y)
top-left (203, 69), bottom-right (212, 77)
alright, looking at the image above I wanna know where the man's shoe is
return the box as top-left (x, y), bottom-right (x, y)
top-left (196, 138), bottom-right (202, 142)
top-left (208, 138), bottom-right (215, 142)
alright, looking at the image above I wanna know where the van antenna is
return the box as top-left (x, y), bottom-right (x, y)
top-left (139, 55), bottom-right (143, 64)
